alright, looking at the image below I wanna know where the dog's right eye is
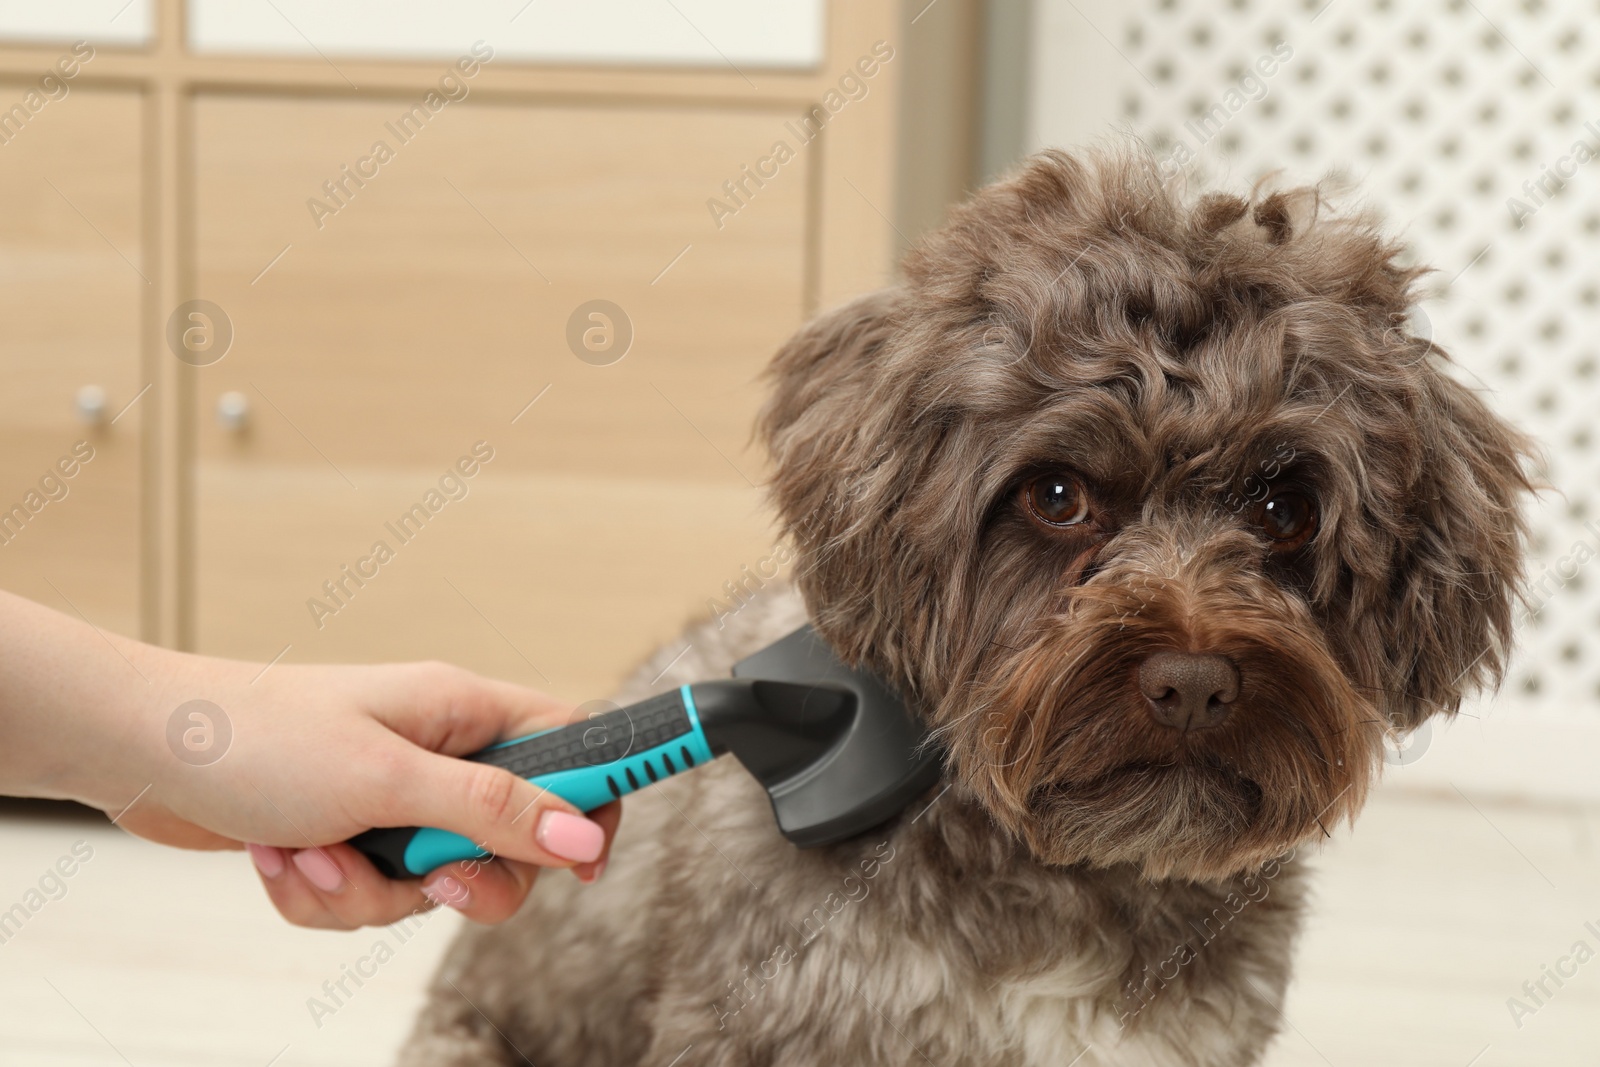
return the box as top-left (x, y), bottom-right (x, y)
top-left (1255, 490), bottom-right (1318, 550)
top-left (1024, 473), bottom-right (1091, 527)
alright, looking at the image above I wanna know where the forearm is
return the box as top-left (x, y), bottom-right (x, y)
top-left (0, 587), bottom-right (186, 809)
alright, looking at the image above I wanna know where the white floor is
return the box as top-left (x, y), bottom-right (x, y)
top-left (0, 784), bottom-right (1595, 1067)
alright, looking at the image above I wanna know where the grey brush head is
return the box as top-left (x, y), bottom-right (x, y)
top-left (692, 625), bottom-right (942, 848)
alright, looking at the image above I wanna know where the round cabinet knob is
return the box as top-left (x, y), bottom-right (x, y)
top-left (76, 384), bottom-right (108, 425)
top-left (216, 390), bottom-right (250, 432)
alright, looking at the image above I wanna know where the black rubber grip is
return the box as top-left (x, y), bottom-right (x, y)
top-left (348, 826), bottom-right (416, 880)
top-left (469, 690), bottom-right (694, 778)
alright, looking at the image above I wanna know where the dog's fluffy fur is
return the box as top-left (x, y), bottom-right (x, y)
top-left (400, 147), bottom-right (1531, 1066)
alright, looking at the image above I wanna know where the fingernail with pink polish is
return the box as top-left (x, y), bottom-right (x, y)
top-left (423, 874), bottom-right (471, 910)
top-left (292, 848), bottom-right (345, 893)
top-left (247, 843), bottom-right (286, 879)
top-left (536, 811), bottom-right (605, 864)
top-left (576, 857), bottom-right (608, 886)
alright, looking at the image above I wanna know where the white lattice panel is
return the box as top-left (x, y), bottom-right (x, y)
top-left (1030, 0), bottom-right (1600, 795)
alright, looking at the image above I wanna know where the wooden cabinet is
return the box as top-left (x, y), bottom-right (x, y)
top-left (192, 98), bottom-right (811, 697)
top-left (0, 0), bottom-right (978, 701)
top-left (0, 89), bottom-right (144, 638)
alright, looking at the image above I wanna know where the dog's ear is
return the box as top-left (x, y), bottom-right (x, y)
top-left (761, 288), bottom-right (902, 456)
top-left (1383, 370), bottom-right (1534, 729)
top-left (759, 287), bottom-right (907, 518)
top-left (758, 288), bottom-right (908, 659)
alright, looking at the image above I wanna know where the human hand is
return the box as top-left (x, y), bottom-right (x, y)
top-left (155, 659), bottom-right (619, 929)
top-left (0, 591), bottom-right (615, 929)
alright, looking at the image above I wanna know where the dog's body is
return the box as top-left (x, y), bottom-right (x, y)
top-left (401, 587), bottom-right (1305, 1067)
top-left (401, 148), bottom-right (1530, 1065)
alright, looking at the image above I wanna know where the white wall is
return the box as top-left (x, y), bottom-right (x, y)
top-left (188, 0), bottom-right (825, 68)
top-left (0, 1), bottom-right (151, 46)
top-left (0, 1), bottom-right (826, 67)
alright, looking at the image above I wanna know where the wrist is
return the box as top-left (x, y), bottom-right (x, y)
top-left (0, 588), bottom-right (240, 813)
top-left (47, 636), bottom-right (188, 812)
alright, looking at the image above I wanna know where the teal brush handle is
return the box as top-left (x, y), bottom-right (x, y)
top-left (349, 685), bottom-right (715, 878)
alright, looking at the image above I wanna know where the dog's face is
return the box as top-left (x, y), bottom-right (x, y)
top-left (762, 149), bottom-right (1532, 881)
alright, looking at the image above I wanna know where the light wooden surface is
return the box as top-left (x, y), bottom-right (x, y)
top-left (189, 94), bottom-right (812, 699)
top-left (0, 781), bottom-right (1593, 1066)
top-left (1261, 788), bottom-right (1600, 1067)
top-left (0, 803), bottom-right (459, 1067)
top-left (0, 0), bottom-right (960, 671)
top-left (0, 88), bottom-right (144, 640)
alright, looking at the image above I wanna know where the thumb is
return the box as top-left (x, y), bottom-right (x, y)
top-left (389, 745), bottom-right (609, 870)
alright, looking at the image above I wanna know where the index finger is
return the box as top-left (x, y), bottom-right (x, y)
top-left (370, 663), bottom-right (577, 757)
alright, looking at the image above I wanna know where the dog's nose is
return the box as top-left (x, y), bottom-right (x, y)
top-left (1137, 651), bottom-right (1239, 733)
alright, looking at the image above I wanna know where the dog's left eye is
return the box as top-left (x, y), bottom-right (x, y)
top-left (1256, 491), bottom-right (1318, 549)
top-left (1024, 473), bottom-right (1091, 527)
